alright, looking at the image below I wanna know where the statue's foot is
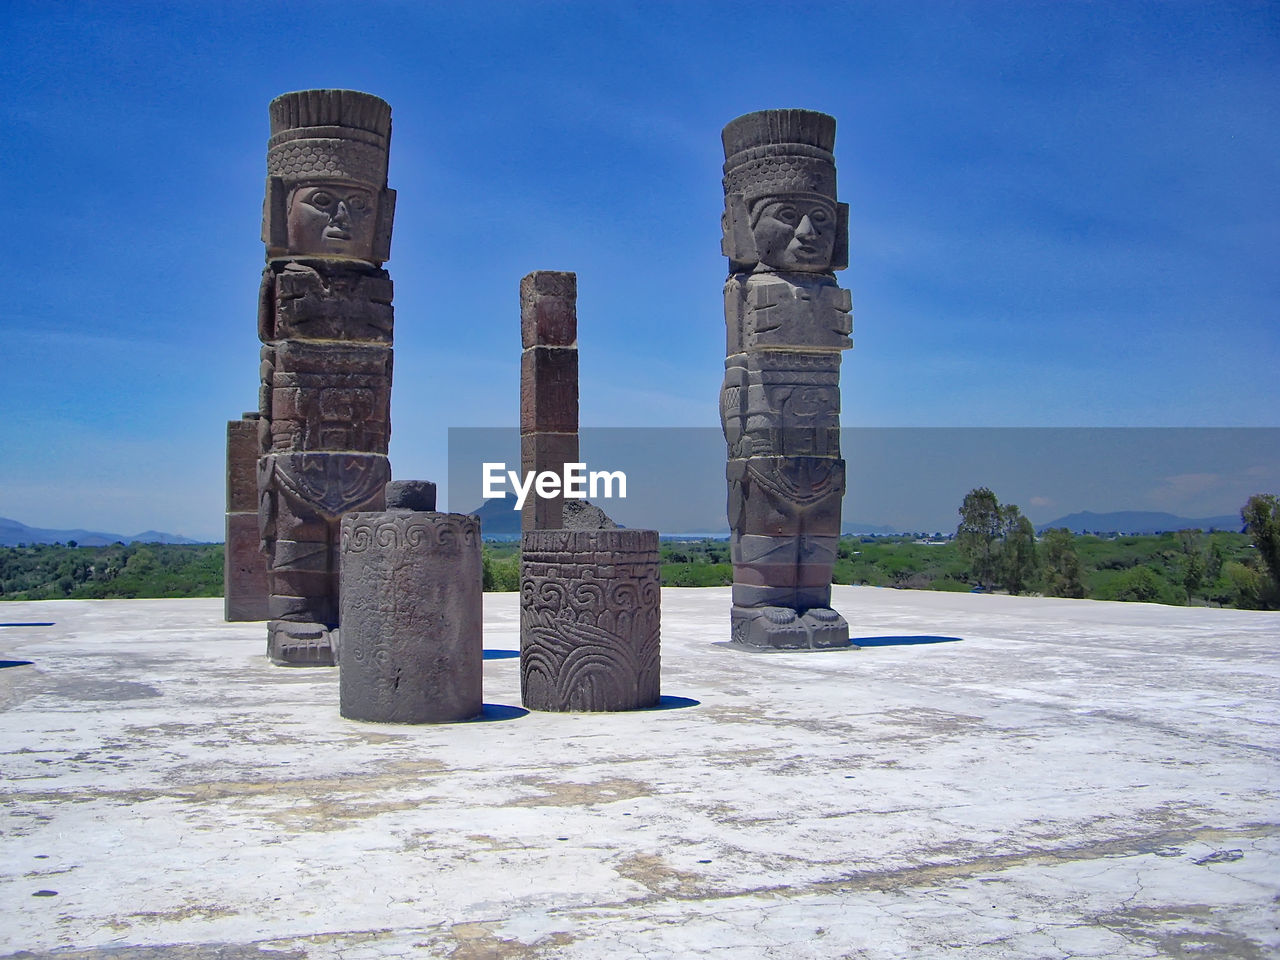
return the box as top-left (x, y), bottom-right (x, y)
top-left (730, 605), bottom-right (854, 650)
top-left (730, 605), bottom-right (811, 649)
top-left (800, 607), bottom-right (853, 649)
top-left (268, 620), bottom-right (336, 667)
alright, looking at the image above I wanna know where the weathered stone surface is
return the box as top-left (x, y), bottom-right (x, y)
top-left (262, 89), bottom-right (396, 264)
top-left (562, 497), bottom-right (620, 530)
top-left (520, 270), bottom-right (577, 347)
top-left (224, 512), bottom-right (270, 622)
top-left (339, 511), bottom-right (482, 723)
top-left (519, 432), bottom-right (580, 532)
top-left (720, 109), bottom-right (853, 650)
top-left (385, 480), bottom-right (436, 511)
top-left (520, 529), bottom-right (661, 712)
top-left (256, 90), bottom-right (397, 664)
top-left (225, 415), bottom-right (269, 621)
top-left (226, 416), bottom-right (261, 514)
top-left (263, 260), bottom-right (394, 343)
top-left (519, 348), bottom-right (578, 435)
top-left (520, 270), bottom-right (586, 534)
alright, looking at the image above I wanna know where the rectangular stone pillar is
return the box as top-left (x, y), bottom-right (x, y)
top-left (225, 413), bottom-right (269, 621)
top-left (519, 271), bottom-right (578, 531)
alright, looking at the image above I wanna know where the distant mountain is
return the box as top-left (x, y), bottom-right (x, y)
top-left (0, 517), bottom-right (202, 547)
top-left (1036, 511), bottom-right (1242, 535)
top-left (467, 498), bottom-right (523, 536)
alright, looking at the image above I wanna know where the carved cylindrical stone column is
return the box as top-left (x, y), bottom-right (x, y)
top-left (257, 89), bottom-right (398, 666)
top-left (225, 413), bottom-right (269, 621)
top-left (339, 490), bottom-right (483, 724)
top-left (719, 108), bottom-right (854, 650)
top-left (520, 529), bottom-right (661, 711)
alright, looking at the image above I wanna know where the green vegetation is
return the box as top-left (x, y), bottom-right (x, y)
top-left (0, 542), bottom-right (223, 600)
top-left (481, 540), bottom-right (522, 592)
top-left (8, 492), bottom-right (1276, 611)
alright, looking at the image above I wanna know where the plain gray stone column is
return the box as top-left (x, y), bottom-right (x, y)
top-left (339, 504), bottom-right (482, 723)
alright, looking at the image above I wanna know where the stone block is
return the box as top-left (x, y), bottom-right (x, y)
top-left (520, 347), bottom-right (578, 435)
top-left (224, 512), bottom-right (269, 621)
top-left (729, 457), bottom-right (845, 537)
top-left (520, 529), bottom-right (661, 712)
top-left (519, 432), bottom-right (580, 532)
top-left (226, 417), bottom-right (260, 513)
top-left (520, 270), bottom-right (577, 348)
top-left (385, 480), bottom-right (436, 511)
top-left (270, 260), bottom-right (394, 343)
top-left (339, 512), bottom-right (483, 723)
top-left (738, 274), bottom-right (852, 352)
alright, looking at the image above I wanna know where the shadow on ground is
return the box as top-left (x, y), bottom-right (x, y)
top-left (852, 635), bottom-right (963, 647)
top-left (467, 703), bottom-right (530, 722)
top-left (641, 695), bottom-right (700, 710)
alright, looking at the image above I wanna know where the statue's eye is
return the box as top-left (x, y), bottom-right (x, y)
top-left (810, 208), bottom-right (830, 224)
top-left (775, 206), bottom-right (798, 224)
top-left (347, 195), bottom-right (368, 212)
top-left (310, 191), bottom-right (333, 208)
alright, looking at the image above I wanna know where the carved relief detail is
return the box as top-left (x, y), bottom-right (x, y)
top-left (520, 530), bottom-right (661, 711)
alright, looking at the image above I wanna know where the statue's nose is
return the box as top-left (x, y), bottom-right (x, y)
top-left (332, 200), bottom-right (351, 226)
top-left (796, 213), bottom-right (818, 238)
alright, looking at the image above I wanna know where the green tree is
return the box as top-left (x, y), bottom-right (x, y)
top-left (1041, 528), bottom-right (1085, 598)
top-left (1223, 560), bottom-right (1265, 610)
top-left (1241, 494), bottom-right (1280, 604)
top-left (956, 487), bottom-right (1003, 590)
top-left (1176, 529), bottom-right (1206, 598)
top-left (1000, 506), bottom-right (1039, 595)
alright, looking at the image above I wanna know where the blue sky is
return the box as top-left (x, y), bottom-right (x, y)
top-left (1, 1), bottom-right (1276, 540)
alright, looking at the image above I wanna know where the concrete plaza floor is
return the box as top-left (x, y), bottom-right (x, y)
top-left (0, 586), bottom-right (1277, 959)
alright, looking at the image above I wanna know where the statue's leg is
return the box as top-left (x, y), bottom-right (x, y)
top-left (730, 530), bottom-right (811, 648)
top-left (266, 492), bottom-right (337, 666)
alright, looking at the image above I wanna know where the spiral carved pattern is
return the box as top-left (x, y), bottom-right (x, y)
top-left (519, 529), bottom-right (661, 712)
top-left (342, 514), bottom-right (478, 554)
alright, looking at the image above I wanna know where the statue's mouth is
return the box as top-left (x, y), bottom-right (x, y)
top-left (324, 227), bottom-right (352, 241)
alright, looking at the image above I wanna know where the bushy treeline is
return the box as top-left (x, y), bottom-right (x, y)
top-left (944, 487), bottom-right (1280, 609)
top-left (829, 529), bottom-right (1265, 608)
top-left (7, 515), bottom-right (1274, 610)
top-left (484, 519), bottom-right (1275, 608)
top-left (0, 542), bottom-right (224, 601)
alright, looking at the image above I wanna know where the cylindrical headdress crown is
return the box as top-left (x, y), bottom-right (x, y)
top-left (267, 89), bottom-right (391, 186)
top-left (722, 109), bottom-right (836, 201)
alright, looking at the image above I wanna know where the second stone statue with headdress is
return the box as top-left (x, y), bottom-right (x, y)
top-left (719, 109), bottom-right (854, 650)
top-left (256, 89), bottom-right (397, 666)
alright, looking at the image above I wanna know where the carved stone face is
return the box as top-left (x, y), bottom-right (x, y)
top-left (286, 182), bottom-right (377, 259)
top-left (749, 195), bottom-right (836, 272)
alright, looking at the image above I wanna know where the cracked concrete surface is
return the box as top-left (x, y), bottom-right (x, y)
top-left (0, 587), bottom-right (1277, 958)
